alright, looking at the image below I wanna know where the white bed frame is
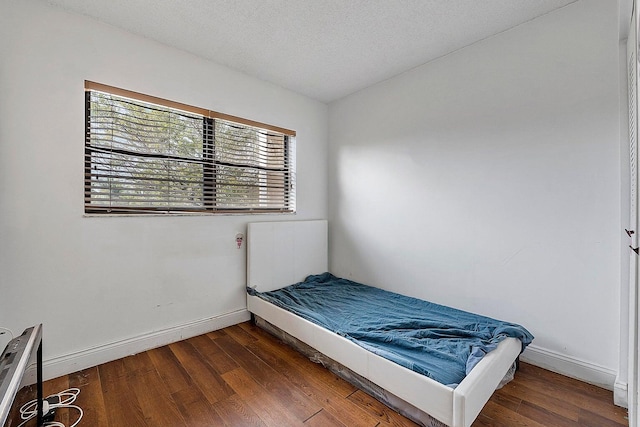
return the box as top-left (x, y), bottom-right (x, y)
top-left (246, 220), bottom-right (521, 427)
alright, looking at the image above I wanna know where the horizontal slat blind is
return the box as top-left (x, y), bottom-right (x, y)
top-left (85, 86), bottom-right (295, 214)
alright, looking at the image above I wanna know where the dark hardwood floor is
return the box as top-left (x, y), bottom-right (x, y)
top-left (43, 321), bottom-right (628, 426)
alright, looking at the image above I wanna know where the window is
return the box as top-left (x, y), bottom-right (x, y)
top-left (84, 81), bottom-right (296, 214)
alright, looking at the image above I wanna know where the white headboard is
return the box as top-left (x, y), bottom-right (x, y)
top-left (247, 220), bottom-right (328, 292)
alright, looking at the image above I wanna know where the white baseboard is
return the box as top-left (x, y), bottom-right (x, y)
top-left (520, 345), bottom-right (617, 392)
top-left (43, 309), bottom-right (251, 381)
top-left (614, 377), bottom-right (629, 408)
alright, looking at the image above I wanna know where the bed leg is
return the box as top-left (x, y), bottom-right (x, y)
top-left (515, 356), bottom-right (520, 371)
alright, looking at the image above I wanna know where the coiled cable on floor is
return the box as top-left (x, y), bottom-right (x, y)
top-left (18, 388), bottom-right (83, 427)
top-left (0, 327), bottom-right (14, 339)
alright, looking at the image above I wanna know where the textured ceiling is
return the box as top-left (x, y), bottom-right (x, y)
top-left (44, 0), bottom-right (578, 103)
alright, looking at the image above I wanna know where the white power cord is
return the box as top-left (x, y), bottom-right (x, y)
top-left (0, 327), bottom-right (14, 339)
top-left (18, 388), bottom-right (83, 427)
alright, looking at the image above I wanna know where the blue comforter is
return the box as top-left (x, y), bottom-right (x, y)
top-left (248, 273), bottom-right (533, 387)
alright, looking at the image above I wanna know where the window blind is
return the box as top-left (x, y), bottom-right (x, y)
top-left (84, 84), bottom-right (295, 214)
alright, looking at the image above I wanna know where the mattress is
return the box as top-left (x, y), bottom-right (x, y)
top-left (248, 272), bottom-right (533, 387)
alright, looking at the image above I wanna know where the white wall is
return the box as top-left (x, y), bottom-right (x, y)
top-left (0, 0), bottom-right (327, 377)
top-left (329, 0), bottom-right (621, 389)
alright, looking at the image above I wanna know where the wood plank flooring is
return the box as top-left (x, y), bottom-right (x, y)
top-left (43, 321), bottom-right (628, 426)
